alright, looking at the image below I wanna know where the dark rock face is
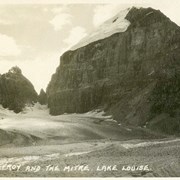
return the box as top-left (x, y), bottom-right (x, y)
top-left (38, 89), bottom-right (47, 105)
top-left (0, 66), bottom-right (38, 113)
top-left (47, 7), bottom-right (180, 134)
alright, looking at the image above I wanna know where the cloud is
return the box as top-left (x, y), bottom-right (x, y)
top-left (0, 34), bottom-right (21, 56)
top-left (22, 52), bottom-right (60, 93)
top-left (0, 51), bottom-right (60, 93)
top-left (63, 26), bottom-right (87, 48)
top-left (93, 4), bottom-right (132, 27)
top-left (51, 6), bottom-right (69, 14)
top-left (50, 6), bottom-right (72, 31)
top-left (0, 19), bottom-right (13, 25)
top-left (50, 13), bottom-right (72, 31)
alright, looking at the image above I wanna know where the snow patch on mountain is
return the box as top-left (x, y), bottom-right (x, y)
top-left (71, 8), bottom-right (131, 50)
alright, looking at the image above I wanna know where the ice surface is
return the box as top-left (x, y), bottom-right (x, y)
top-left (0, 104), bottom-right (117, 140)
top-left (71, 8), bottom-right (131, 50)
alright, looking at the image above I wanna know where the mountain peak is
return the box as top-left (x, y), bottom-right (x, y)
top-left (0, 67), bottom-right (37, 113)
top-left (125, 7), bottom-right (172, 28)
top-left (70, 7), bottom-right (131, 51)
top-left (47, 6), bottom-right (180, 134)
top-left (70, 7), bottom-right (171, 51)
top-left (38, 88), bottom-right (47, 105)
top-left (8, 66), bottom-right (22, 74)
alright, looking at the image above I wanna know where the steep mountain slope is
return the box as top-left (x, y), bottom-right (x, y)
top-left (0, 66), bottom-right (38, 113)
top-left (47, 7), bottom-right (180, 135)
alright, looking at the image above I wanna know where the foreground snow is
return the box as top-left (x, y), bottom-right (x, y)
top-left (0, 103), bottom-right (134, 145)
top-left (0, 103), bottom-right (163, 147)
top-left (0, 104), bottom-right (116, 134)
top-left (0, 103), bottom-right (49, 117)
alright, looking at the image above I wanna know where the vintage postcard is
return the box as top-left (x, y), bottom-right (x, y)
top-left (0, 0), bottom-right (179, 178)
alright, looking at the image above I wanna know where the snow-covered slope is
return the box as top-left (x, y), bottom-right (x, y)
top-left (0, 103), bottom-right (49, 117)
top-left (71, 8), bottom-right (131, 50)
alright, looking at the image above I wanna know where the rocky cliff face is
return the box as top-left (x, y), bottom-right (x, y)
top-left (0, 66), bottom-right (38, 113)
top-left (47, 7), bottom-right (180, 135)
top-left (38, 89), bottom-right (47, 105)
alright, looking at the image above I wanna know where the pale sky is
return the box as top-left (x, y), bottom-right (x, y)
top-left (0, 0), bottom-right (179, 93)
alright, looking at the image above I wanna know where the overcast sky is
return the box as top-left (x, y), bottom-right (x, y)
top-left (0, 0), bottom-right (179, 93)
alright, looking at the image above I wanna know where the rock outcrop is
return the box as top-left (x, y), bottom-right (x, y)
top-left (47, 7), bottom-right (180, 135)
top-left (38, 89), bottom-right (47, 105)
top-left (0, 66), bottom-right (38, 113)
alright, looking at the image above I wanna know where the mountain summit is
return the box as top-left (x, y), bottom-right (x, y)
top-left (0, 66), bottom-right (38, 113)
top-left (71, 8), bottom-right (131, 50)
top-left (47, 7), bottom-right (180, 135)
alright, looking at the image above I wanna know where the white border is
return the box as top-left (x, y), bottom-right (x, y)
top-left (0, 0), bottom-right (179, 179)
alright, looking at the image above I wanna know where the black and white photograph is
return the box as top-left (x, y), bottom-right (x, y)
top-left (0, 0), bottom-right (179, 177)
